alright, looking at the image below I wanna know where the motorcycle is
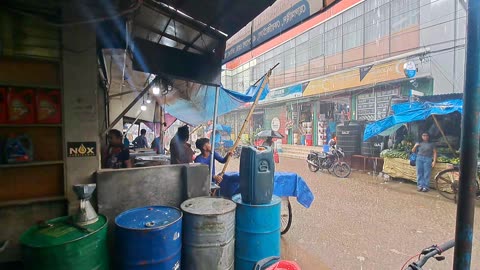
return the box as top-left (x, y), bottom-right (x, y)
top-left (306, 146), bottom-right (351, 178)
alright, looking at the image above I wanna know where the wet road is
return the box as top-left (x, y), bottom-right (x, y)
top-left (222, 157), bottom-right (480, 270)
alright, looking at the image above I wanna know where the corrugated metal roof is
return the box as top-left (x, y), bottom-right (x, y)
top-left (419, 93), bottom-right (463, 103)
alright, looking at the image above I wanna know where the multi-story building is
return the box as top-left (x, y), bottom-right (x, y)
top-left (220, 0), bottom-right (466, 146)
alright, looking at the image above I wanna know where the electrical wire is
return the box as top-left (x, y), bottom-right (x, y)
top-left (4, 0), bottom-right (143, 27)
top-left (400, 253), bottom-right (422, 270)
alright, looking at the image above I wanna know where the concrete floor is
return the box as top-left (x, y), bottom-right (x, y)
top-left (223, 157), bottom-right (480, 270)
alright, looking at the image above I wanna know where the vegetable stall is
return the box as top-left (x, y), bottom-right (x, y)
top-left (364, 99), bottom-right (466, 186)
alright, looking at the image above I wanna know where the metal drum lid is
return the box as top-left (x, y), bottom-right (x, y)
top-left (115, 206), bottom-right (182, 230)
top-left (20, 215), bottom-right (107, 248)
top-left (181, 197), bottom-right (236, 216)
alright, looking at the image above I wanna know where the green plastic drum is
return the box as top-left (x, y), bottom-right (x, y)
top-left (20, 215), bottom-right (109, 270)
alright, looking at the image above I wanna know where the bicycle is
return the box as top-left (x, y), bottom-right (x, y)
top-left (435, 164), bottom-right (480, 202)
top-left (280, 197), bottom-right (292, 235)
top-left (402, 239), bottom-right (455, 270)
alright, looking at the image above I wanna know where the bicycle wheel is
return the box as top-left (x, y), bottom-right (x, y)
top-left (280, 197), bottom-right (292, 235)
top-left (435, 167), bottom-right (460, 201)
top-left (333, 162), bottom-right (351, 178)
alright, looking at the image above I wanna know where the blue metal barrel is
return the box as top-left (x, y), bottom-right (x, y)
top-left (232, 194), bottom-right (281, 270)
top-left (114, 206), bottom-right (182, 270)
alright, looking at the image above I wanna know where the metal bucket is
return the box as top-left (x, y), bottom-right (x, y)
top-left (20, 215), bottom-right (109, 270)
top-left (233, 194), bottom-right (281, 270)
top-left (115, 206), bottom-right (182, 270)
top-left (181, 197), bottom-right (236, 270)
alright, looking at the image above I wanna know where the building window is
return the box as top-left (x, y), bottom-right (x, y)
top-left (284, 47), bottom-right (295, 70)
top-left (391, 0), bottom-right (419, 33)
top-left (365, 3), bottom-right (390, 43)
top-left (309, 24), bottom-right (324, 59)
top-left (296, 33), bottom-right (309, 66)
top-left (365, 0), bottom-right (389, 12)
top-left (343, 16), bottom-right (364, 50)
top-left (325, 16), bottom-right (342, 56)
top-left (325, 27), bottom-right (342, 56)
top-left (342, 3), bottom-right (364, 51)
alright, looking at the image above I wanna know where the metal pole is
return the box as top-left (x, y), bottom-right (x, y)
top-left (105, 77), bottom-right (157, 134)
top-left (454, 1), bottom-right (480, 269)
top-left (220, 65), bottom-right (277, 175)
top-left (125, 111), bottom-right (143, 134)
top-left (210, 86), bottom-right (220, 183)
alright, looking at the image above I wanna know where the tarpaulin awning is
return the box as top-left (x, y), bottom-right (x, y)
top-left (207, 124), bottom-right (232, 133)
top-left (363, 99), bottom-right (463, 141)
top-left (163, 76), bottom-right (269, 126)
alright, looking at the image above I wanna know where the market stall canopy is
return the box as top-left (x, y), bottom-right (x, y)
top-left (363, 99), bottom-right (463, 141)
top-left (207, 125), bottom-right (232, 133)
top-left (98, 0), bottom-right (276, 85)
top-left (256, 130), bottom-right (284, 138)
top-left (158, 76), bottom-right (269, 126)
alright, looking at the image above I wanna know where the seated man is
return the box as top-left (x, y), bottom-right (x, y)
top-left (103, 129), bottom-right (132, 169)
top-left (194, 138), bottom-right (231, 184)
top-left (133, 129), bottom-right (149, 148)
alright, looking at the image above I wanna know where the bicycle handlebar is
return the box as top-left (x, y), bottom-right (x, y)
top-left (406, 239), bottom-right (455, 270)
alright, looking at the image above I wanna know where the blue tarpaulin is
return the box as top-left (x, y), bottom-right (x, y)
top-left (207, 124), bottom-right (232, 133)
top-left (363, 99), bottom-right (463, 141)
top-left (164, 76), bottom-right (269, 126)
top-left (220, 172), bottom-right (314, 208)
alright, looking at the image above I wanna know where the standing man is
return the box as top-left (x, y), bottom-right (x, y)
top-left (133, 129), bottom-right (149, 148)
top-left (170, 125), bottom-right (194, 164)
top-left (412, 132), bottom-right (437, 192)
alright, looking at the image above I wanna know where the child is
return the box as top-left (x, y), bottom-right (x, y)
top-left (194, 138), bottom-right (231, 184)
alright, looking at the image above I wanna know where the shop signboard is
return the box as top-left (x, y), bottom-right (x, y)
top-left (261, 83), bottom-right (305, 103)
top-left (224, 0), bottom-right (324, 62)
top-left (67, 142), bottom-right (96, 157)
top-left (403, 61), bottom-right (417, 78)
top-left (271, 117), bottom-right (281, 131)
top-left (303, 60), bottom-right (409, 97)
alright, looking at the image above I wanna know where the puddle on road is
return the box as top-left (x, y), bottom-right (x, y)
top-left (281, 238), bottom-right (331, 270)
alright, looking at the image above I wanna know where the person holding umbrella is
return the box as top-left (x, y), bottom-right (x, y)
top-left (257, 130), bottom-right (283, 163)
top-left (263, 137), bottom-right (274, 147)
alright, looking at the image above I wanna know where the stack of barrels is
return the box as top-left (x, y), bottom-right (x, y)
top-left (19, 147), bottom-right (281, 270)
top-left (236, 146), bottom-right (281, 269)
top-left (113, 199), bottom-right (237, 270)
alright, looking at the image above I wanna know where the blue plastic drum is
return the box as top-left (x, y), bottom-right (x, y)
top-left (115, 206), bottom-right (182, 270)
top-left (233, 194), bottom-right (281, 270)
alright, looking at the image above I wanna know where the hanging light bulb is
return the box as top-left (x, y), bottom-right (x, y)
top-left (141, 97), bottom-right (147, 111)
top-left (152, 85), bottom-right (160, 95)
top-left (146, 93), bottom-right (152, 104)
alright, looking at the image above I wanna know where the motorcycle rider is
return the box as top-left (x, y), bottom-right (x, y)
top-left (328, 132), bottom-right (337, 150)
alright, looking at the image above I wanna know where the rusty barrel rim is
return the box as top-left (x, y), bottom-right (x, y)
top-left (181, 196), bottom-right (236, 216)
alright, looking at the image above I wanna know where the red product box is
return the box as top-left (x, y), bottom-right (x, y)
top-left (7, 88), bottom-right (35, 124)
top-left (0, 87), bottom-right (6, 123)
top-left (36, 89), bottom-right (61, 124)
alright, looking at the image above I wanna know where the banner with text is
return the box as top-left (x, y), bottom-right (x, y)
top-left (224, 0), bottom-right (324, 62)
